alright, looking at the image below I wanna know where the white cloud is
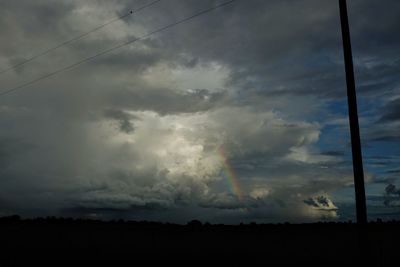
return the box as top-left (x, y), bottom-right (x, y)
top-left (250, 188), bottom-right (270, 199)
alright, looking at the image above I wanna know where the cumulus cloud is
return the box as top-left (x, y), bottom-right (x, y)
top-left (304, 195), bottom-right (338, 211)
top-left (385, 184), bottom-right (400, 199)
top-left (382, 184), bottom-right (400, 207)
top-left (250, 188), bottom-right (270, 200)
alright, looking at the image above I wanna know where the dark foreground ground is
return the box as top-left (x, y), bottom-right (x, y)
top-left (0, 216), bottom-right (399, 266)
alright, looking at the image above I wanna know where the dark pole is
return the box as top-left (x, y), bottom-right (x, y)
top-left (339, 0), bottom-right (368, 224)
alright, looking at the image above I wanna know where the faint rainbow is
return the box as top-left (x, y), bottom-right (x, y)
top-left (217, 146), bottom-right (244, 200)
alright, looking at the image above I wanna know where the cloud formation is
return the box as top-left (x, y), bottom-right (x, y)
top-left (304, 195), bottom-right (338, 211)
top-left (0, 0), bottom-right (398, 223)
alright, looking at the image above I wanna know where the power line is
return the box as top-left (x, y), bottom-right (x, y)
top-left (0, 0), bottom-right (163, 76)
top-left (0, 0), bottom-right (236, 97)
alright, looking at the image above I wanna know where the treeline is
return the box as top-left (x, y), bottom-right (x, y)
top-left (0, 215), bottom-right (399, 227)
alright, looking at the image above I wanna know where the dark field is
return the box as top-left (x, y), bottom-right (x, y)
top-left (0, 216), bottom-right (399, 266)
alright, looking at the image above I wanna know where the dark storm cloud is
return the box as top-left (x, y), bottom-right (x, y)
top-left (348, 0), bottom-right (400, 53)
top-left (386, 184), bottom-right (400, 196)
top-left (382, 184), bottom-right (400, 208)
top-left (1, 0), bottom-right (399, 101)
top-left (378, 98), bottom-right (400, 123)
top-left (0, 0), bottom-right (75, 64)
top-left (364, 97), bottom-right (400, 142)
top-left (90, 39), bottom-right (168, 71)
top-left (149, 0), bottom-right (346, 99)
top-left (133, 0), bottom-right (400, 101)
top-left (366, 124), bottom-right (400, 143)
top-left (347, 0), bottom-right (400, 98)
top-left (104, 109), bottom-right (136, 133)
top-left (0, 0), bottom-right (398, 223)
top-left (304, 196), bottom-right (326, 208)
top-left (355, 60), bottom-right (400, 97)
top-left (0, 138), bottom-right (33, 168)
top-left (199, 194), bottom-right (260, 210)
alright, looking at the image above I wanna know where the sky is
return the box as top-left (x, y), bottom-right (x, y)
top-left (0, 0), bottom-right (399, 224)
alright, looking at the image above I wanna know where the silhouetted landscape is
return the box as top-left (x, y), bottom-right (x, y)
top-left (0, 215), bottom-right (399, 266)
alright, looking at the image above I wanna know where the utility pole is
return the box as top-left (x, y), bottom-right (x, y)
top-left (339, 0), bottom-right (368, 224)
